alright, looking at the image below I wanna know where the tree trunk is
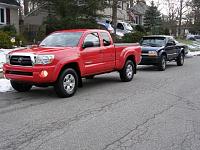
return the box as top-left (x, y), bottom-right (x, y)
top-left (24, 0), bottom-right (29, 15)
top-left (112, 0), bottom-right (118, 42)
top-left (178, 0), bottom-right (183, 37)
top-left (130, 0), bottom-right (134, 7)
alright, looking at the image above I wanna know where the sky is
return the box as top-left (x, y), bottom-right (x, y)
top-left (146, 0), bottom-right (169, 15)
top-left (146, 0), bottom-right (191, 16)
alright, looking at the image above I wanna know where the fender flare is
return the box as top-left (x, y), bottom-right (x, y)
top-left (52, 58), bottom-right (81, 82)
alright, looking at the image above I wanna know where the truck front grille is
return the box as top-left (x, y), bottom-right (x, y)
top-left (10, 56), bottom-right (33, 66)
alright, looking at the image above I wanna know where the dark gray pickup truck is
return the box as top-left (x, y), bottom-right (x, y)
top-left (139, 35), bottom-right (188, 71)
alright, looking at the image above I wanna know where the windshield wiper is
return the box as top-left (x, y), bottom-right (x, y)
top-left (142, 43), bottom-right (152, 46)
top-left (54, 45), bottom-right (65, 47)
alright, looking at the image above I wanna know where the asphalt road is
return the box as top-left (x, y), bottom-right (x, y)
top-left (0, 57), bottom-right (200, 150)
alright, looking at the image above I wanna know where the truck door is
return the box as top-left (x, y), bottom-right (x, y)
top-left (100, 32), bottom-right (115, 71)
top-left (165, 38), bottom-right (177, 60)
top-left (81, 32), bottom-right (104, 75)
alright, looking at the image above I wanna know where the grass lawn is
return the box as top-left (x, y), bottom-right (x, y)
top-left (176, 39), bottom-right (193, 45)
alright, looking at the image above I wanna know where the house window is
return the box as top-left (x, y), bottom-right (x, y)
top-left (135, 15), bottom-right (139, 25)
top-left (0, 8), bottom-right (6, 24)
top-left (77, 0), bottom-right (87, 6)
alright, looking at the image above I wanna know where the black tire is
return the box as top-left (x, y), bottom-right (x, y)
top-left (54, 68), bottom-right (78, 98)
top-left (10, 80), bottom-right (32, 92)
top-left (158, 55), bottom-right (166, 71)
top-left (85, 75), bottom-right (95, 79)
top-left (120, 60), bottom-right (135, 82)
top-left (177, 52), bottom-right (184, 66)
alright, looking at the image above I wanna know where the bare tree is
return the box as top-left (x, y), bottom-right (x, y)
top-left (178, 0), bottom-right (184, 36)
top-left (163, 0), bottom-right (191, 36)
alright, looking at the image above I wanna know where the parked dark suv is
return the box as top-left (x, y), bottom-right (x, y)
top-left (139, 35), bottom-right (186, 71)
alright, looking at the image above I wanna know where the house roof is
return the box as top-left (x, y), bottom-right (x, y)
top-left (0, 0), bottom-right (20, 6)
top-left (130, 1), bottom-right (148, 15)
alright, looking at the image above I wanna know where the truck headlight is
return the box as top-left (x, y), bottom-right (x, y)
top-left (148, 51), bottom-right (157, 56)
top-left (35, 55), bottom-right (54, 65)
top-left (6, 54), bottom-right (10, 64)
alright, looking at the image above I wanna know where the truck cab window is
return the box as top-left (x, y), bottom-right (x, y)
top-left (84, 33), bottom-right (100, 47)
top-left (117, 23), bottom-right (124, 30)
top-left (100, 32), bottom-right (111, 46)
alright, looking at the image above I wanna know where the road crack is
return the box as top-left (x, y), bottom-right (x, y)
top-left (102, 104), bottom-right (175, 150)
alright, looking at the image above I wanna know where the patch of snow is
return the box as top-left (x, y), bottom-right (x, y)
top-left (186, 51), bottom-right (200, 58)
top-left (0, 51), bottom-right (6, 69)
top-left (0, 79), bottom-right (13, 92)
top-left (188, 41), bottom-right (200, 51)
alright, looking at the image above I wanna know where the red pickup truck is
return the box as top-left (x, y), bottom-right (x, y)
top-left (3, 29), bottom-right (141, 97)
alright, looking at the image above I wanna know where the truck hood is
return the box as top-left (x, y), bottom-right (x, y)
top-left (142, 46), bottom-right (164, 52)
top-left (9, 47), bottom-right (74, 55)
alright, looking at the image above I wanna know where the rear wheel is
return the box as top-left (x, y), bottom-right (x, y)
top-left (54, 68), bottom-right (78, 98)
top-left (177, 52), bottom-right (184, 66)
top-left (158, 55), bottom-right (166, 71)
top-left (10, 80), bottom-right (32, 92)
top-left (120, 60), bottom-right (135, 82)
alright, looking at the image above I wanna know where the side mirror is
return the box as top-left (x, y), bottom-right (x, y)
top-left (103, 40), bottom-right (111, 46)
top-left (166, 42), bottom-right (174, 47)
top-left (83, 41), bottom-right (94, 49)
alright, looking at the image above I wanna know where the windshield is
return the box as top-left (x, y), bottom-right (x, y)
top-left (141, 37), bottom-right (166, 47)
top-left (124, 23), bottom-right (133, 31)
top-left (40, 32), bottom-right (83, 47)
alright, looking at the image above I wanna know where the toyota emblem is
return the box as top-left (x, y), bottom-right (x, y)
top-left (18, 57), bottom-right (23, 64)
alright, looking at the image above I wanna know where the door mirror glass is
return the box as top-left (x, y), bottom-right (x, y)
top-left (83, 41), bottom-right (94, 49)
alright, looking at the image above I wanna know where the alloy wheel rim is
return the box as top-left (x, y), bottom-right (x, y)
top-left (63, 74), bottom-right (76, 94)
top-left (126, 64), bottom-right (133, 79)
top-left (162, 58), bottom-right (166, 69)
top-left (181, 54), bottom-right (184, 64)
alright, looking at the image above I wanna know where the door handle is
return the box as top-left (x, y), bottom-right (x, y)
top-left (85, 61), bottom-right (93, 65)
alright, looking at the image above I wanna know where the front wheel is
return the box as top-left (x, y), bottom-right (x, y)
top-left (177, 53), bottom-right (184, 66)
top-left (10, 80), bottom-right (32, 92)
top-left (158, 55), bottom-right (166, 71)
top-left (120, 60), bottom-right (135, 82)
top-left (54, 68), bottom-right (78, 98)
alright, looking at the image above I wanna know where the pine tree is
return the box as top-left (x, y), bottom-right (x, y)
top-left (144, 1), bottom-right (161, 34)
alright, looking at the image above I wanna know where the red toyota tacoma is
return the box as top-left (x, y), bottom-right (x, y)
top-left (3, 29), bottom-right (141, 97)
